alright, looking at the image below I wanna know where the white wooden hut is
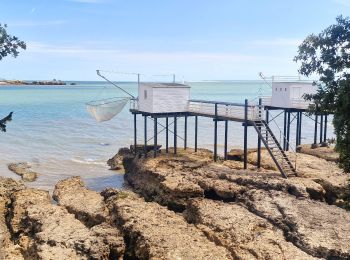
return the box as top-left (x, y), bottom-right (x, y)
top-left (137, 83), bottom-right (191, 113)
top-left (270, 81), bottom-right (316, 109)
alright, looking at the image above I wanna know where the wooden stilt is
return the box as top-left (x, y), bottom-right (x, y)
top-left (184, 116), bottom-right (187, 149)
top-left (299, 112), bottom-right (302, 145)
top-left (244, 99), bottom-right (248, 169)
top-left (174, 116), bottom-right (177, 154)
top-left (144, 116), bottom-right (147, 157)
top-left (286, 111), bottom-right (291, 151)
top-left (296, 112), bottom-right (300, 147)
top-left (324, 114), bottom-right (328, 142)
top-left (224, 120), bottom-right (228, 160)
top-left (257, 98), bottom-right (262, 168)
top-left (153, 117), bottom-right (157, 158)
top-left (320, 114), bottom-right (323, 143)
top-left (165, 117), bottom-right (169, 153)
top-left (265, 108), bottom-right (269, 142)
top-left (133, 113), bottom-right (137, 155)
top-left (214, 104), bottom-right (218, 162)
top-left (283, 110), bottom-right (287, 150)
top-left (314, 114), bottom-right (318, 144)
top-left (195, 116), bottom-right (198, 152)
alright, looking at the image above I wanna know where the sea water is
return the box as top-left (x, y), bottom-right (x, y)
top-left (0, 81), bottom-right (334, 191)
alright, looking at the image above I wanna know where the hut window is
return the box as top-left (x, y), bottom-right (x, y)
top-left (285, 88), bottom-right (287, 91)
top-left (280, 88), bottom-right (282, 91)
top-left (275, 88), bottom-right (277, 91)
top-left (144, 90), bottom-right (147, 99)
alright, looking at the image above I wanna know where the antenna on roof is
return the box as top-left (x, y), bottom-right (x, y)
top-left (259, 72), bottom-right (272, 89)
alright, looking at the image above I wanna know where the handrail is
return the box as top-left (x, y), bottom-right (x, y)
top-left (267, 112), bottom-right (298, 170)
top-left (189, 99), bottom-right (256, 108)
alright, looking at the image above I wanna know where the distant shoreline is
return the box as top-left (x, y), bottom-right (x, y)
top-left (0, 80), bottom-right (73, 86)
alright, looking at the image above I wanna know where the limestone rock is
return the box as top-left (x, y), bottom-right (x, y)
top-left (25, 204), bottom-right (111, 259)
top-left (239, 189), bottom-right (350, 259)
top-left (297, 144), bottom-right (339, 162)
top-left (9, 188), bottom-right (51, 235)
top-left (8, 162), bottom-right (38, 182)
top-left (0, 177), bottom-right (25, 260)
top-left (107, 147), bottom-right (132, 170)
top-left (124, 151), bottom-right (328, 211)
top-left (53, 176), bottom-right (109, 227)
top-left (105, 190), bottom-right (231, 259)
top-left (185, 198), bottom-right (317, 259)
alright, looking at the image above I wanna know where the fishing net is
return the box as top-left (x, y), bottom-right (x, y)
top-left (86, 97), bottom-right (129, 122)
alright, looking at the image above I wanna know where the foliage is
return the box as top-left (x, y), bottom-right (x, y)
top-left (294, 16), bottom-right (350, 171)
top-left (0, 23), bottom-right (26, 61)
top-left (1, 23), bottom-right (26, 132)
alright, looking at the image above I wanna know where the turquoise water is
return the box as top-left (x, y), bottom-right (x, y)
top-left (0, 81), bottom-right (333, 191)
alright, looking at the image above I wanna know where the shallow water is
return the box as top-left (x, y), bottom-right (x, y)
top-left (0, 81), bottom-right (334, 191)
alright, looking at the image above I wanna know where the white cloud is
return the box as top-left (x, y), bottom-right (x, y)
top-left (26, 42), bottom-right (260, 63)
top-left (333, 0), bottom-right (350, 7)
top-left (9, 20), bottom-right (67, 27)
top-left (30, 7), bottom-right (36, 14)
top-left (251, 38), bottom-right (302, 47)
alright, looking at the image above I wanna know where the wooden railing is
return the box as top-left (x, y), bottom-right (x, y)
top-left (188, 99), bottom-right (261, 121)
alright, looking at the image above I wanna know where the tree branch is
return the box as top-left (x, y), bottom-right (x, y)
top-left (0, 112), bottom-right (13, 132)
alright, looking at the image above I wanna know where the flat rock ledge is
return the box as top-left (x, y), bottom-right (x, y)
top-left (0, 176), bottom-right (125, 259)
top-left (119, 147), bottom-right (350, 259)
top-left (8, 162), bottom-right (39, 182)
top-left (0, 176), bottom-right (233, 259)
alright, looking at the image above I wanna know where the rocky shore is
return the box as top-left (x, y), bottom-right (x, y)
top-left (0, 145), bottom-right (349, 259)
top-left (0, 80), bottom-right (66, 86)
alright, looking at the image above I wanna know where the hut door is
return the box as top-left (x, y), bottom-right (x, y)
top-left (292, 87), bottom-right (301, 99)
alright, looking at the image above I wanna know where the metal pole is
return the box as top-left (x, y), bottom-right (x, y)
top-left (299, 112), bottom-right (303, 145)
top-left (144, 116), bottom-right (147, 157)
top-left (265, 108), bottom-right (269, 142)
top-left (319, 114), bottom-right (323, 143)
top-left (134, 113), bottom-right (137, 155)
top-left (165, 117), bottom-right (169, 153)
top-left (296, 111), bottom-right (300, 147)
top-left (314, 114), bottom-right (318, 144)
top-left (214, 104), bottom-right (218, 162)
top-left (195, 116), bottom-right (198, 152)
top-left (283, 110), bottom-right (287, 150)
top-left (174, 116), bottom-right (177, 154)
top-left (154, 117), bottom-right (157, 158)
top-left (173, 74), bottom-right (176, 83)
top-left (244, 99), bottom-right (248, 169)
top-left (286, 111), bottom-right (291, 151)
top-left (257, 98), bottom-right (262, 168)
top-left (184, 116), bottom-right (187, 149)
top-left (324, 114), bottom-right (328, 142)
top-left (224, 120), bottom-right (228, 160)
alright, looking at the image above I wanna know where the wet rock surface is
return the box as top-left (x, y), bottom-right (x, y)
top-left (8, 162), bottom-right (39, 182)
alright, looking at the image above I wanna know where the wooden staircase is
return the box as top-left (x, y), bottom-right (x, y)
top-left (253, 120), bottom-right (297, 178)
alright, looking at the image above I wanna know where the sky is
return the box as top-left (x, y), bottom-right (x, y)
top-left (0, 0), bottom-right (349, 81)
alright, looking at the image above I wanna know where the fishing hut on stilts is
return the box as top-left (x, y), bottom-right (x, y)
top-left (87, 71), bottom-right (331, 179)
